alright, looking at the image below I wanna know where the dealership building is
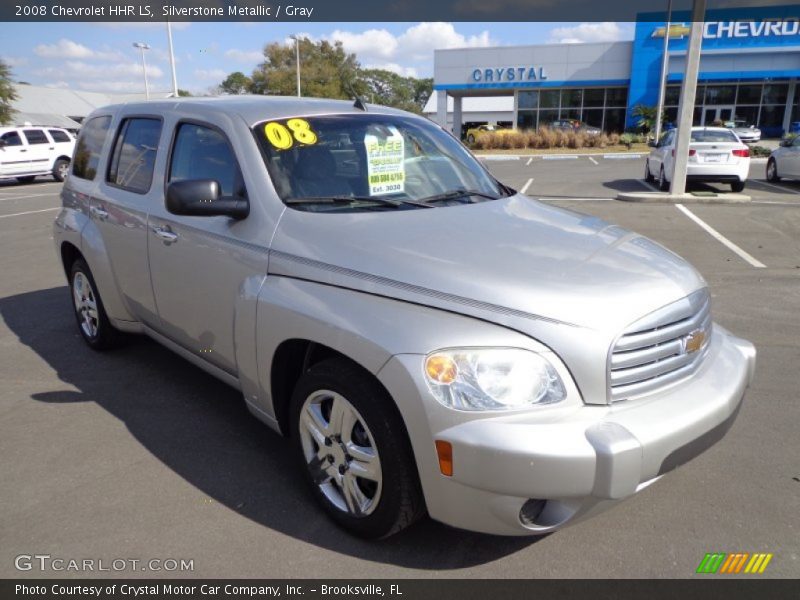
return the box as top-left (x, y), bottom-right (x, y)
top-left (426, 7), bottom-right (800, 138)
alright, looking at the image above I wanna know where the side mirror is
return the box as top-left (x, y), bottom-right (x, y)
top-left (648, 140), bottom-right (658, 148)
top-left (166, 179), bottom-right (249, 219)
top-left (780, 138), bottom-right (793, 147)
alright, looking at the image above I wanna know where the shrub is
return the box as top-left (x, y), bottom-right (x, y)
top-left (619, 133), bottom-right (636, 149)
top-left (750, 145), bottom-right (772, 157)
top-left (608, 132), bottom-right (620, 145)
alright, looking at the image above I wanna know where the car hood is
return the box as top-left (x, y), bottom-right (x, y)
top-left (269, 195), bottom-right (705, 333)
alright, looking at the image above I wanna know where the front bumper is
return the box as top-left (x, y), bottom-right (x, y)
top-left (377, 326), bottom-right (755, 535)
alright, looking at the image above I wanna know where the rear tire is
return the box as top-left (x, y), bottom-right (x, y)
top-left (766, 159), bottom-right (780, 183)
top-left (16, 176), bottom-right (35, 184)
top-left (53, 159), bottom-right (70, 182)
top-left (730, 181), bottom-right (745, 193)
top-left (290, 358), bottom-right (425, 539)
top-left (644, 159), bottom-right (655, 183)
top-left (69, 258), bottom-right (122, 350)
top-left (658, 166), bottom-right (669, 191)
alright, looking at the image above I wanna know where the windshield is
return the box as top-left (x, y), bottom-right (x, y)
top-left (254, 114), bottom-right (507, 212)
top-left (691, 129), bottom-right (739, 143)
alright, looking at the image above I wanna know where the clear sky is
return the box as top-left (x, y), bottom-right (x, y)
top-left (0, 21), bottom-right (635, 95)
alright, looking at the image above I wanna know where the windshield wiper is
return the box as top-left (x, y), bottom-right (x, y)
top-left (416, 189), bottom-right (502, 205)
top-left (285, 195), bottom-right (433, 209)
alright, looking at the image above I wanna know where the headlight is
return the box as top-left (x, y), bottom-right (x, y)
top-left (423, 348), bottom-right (566, 411)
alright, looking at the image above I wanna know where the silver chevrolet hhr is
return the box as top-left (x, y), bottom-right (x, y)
top-left (53, 97), bottom-right (756, 538)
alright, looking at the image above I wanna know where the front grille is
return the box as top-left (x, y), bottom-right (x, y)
top-left (609, 289), bottom-right (712, 402)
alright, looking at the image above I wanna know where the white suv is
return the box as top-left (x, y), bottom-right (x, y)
top-left (0, 126), bottom-right (75, 184)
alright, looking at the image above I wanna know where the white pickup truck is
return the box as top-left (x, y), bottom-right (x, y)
top-left (0, 126), bottom-right (75, 183)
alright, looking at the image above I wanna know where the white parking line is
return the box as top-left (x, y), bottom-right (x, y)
top-left (542, 155), bottom-right (579, 160)
top-left (0, 207), bottom-right (59, 219)
top-left (0, 193), bottom-right (57, 202)
top-left (603, 154), bottom-right (643, 159)
top-left (525, 157), bottom-right (533, 166)
top-left (675, 204), bottom-right (766, 269)
top-left (749, 179), bottom-right (800, 196)
top-left (520, 178), bottom-right (534, 194)
top-left (588, 157), bottom-right (598, 165)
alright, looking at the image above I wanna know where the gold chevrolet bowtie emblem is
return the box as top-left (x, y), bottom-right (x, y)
top-left (651, 24), bottom-right (692, 39)
top-left (685, 329), bottom-right (707, 354)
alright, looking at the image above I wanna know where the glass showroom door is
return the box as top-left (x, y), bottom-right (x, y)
top-left (702, 106), bottom-right (735, 125)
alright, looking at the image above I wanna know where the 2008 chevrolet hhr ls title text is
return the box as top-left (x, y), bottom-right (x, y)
top-left (54, 97), bottom-right (755, 538)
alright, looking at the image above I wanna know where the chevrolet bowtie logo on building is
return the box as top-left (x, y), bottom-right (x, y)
top-left (651, 23), bottom-right (692, 39)
top-left (697, 553), bottom-right (774, 574)
top-left (683, 328), bottom-right (707, 354)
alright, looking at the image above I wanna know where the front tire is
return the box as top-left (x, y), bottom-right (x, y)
top-left (53, 159), bottom-right (70, 182)
top-left (767, 159), bottom-right (780, 182)
top-left (731, 180), bottom-right (746, 193)
top-left (69, 258), bottom-right (122, 350)
top-left (290, 358), bottom-right (425, 539)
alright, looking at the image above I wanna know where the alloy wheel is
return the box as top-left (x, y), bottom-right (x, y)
top-left (72, 272), bottom-right (99, 338)
top-left (298, 390), bottom-right (382, 517)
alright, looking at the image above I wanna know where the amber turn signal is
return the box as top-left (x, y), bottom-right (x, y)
top-left (425, 354), bottom-right (458, 384)
top-left (435, 440), bottom-right (453, 476)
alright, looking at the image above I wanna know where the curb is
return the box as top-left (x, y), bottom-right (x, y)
top-left (617, 192), bottom-right (751, 204)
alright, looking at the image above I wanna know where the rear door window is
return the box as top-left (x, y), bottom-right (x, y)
top-left (73, 116), bottom-right (112, 180)
top-left (23, 129), bottom-right (49, 144)
top-left (107, 118), bottom-right (162, 194)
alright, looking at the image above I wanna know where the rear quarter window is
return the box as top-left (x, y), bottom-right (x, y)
top-left (49, 129), bottom-right (71, 143)
top-left (73, 116), bottom-right (112, 180)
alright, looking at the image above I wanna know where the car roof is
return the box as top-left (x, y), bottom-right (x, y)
top-left (91, 95), bottom-right (415, 126)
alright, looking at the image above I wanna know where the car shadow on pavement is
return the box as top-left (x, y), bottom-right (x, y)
top-left (1, 286), bottom-right (540, 569)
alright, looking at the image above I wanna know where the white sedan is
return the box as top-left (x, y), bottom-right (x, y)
top-left (766, 135), bottom-right (800, 182)
top-left (645, 127), bottom-right (750, 193)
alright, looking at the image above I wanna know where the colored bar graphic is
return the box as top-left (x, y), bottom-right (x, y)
top-left (698, 552), bottom-right (773, 574)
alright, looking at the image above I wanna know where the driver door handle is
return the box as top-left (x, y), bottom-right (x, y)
top-left (152, 225), bottom-right (179, 244)
top-left (89, 205), bottom-right (108, 220)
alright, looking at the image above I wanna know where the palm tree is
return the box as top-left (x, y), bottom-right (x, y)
top-left (632, 104), bottom-right (666, 137)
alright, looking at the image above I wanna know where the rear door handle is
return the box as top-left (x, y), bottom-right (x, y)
top-left (152, 225), bottom-right (178, 244)
top-left (89, 206), bottom-right (108, 220)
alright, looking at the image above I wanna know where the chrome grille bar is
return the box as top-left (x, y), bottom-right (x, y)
top-left (609, 289), bottom-right (712, 403)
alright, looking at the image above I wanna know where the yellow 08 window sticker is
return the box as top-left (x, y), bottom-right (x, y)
top-left (264, 118), bottom-right (318, 150)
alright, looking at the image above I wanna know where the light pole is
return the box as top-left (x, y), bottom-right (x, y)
top-left (289, 34), bottom-right (301, 97)
top-left (166, 22), bottom-right (179, 97)
top-left (653, 0), bottom-right (674, 142)
top-left (132, 42), bottom-right (151, 100)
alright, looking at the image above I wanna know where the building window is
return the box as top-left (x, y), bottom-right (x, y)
top-left (561, 89), bottom-right (583, 108)
top-left (705, 85), bottom-right (736, 105)
top-left (539, 90), bottom-right (560, 109)
top-left (583, 88), bottom-right (605, 107)
top-left (605, 109), bottom-right (626, 133)
top-left (605, 87), bottom-right (628, 107)
top-left (736, 85), bottom-right (762, 105)
top-left (518, 91), bottom-right (539, 109)
top-left (516, 111), bottom-right (537, 129)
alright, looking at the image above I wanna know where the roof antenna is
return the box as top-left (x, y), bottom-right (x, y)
top-left (344, 77), bottom-right (367, 112)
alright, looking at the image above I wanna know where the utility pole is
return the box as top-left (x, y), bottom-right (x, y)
top-left (653, 0), bottom-right (673, 142)
top-left (670, 0), bottom-right (705, 194)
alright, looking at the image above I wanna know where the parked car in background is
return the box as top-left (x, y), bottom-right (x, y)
top-left (0, 126), bottom-right (75, 183)
top-left (465, 123), bottom-right (508, 144)
top-left (645, 127), bottom-right (750, 192)
top-left (766, 135), bottom-right (800, 182)
top-left (547, 119), bottom-right (601, 136)
top-left (54, 97), bottom-right (755, 539)
top-left (723, 120), bottom-right (761, 144)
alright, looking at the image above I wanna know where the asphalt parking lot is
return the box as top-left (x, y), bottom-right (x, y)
top-left (1, 161), bottom-right (798, 579)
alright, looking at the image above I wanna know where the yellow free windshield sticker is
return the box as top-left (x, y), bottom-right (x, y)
top-left (365, 130), bottom-right (405, 196)
top-left (263, 118), bottom-right (318, 150)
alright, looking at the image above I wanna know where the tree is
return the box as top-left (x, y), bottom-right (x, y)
top-left (250, 38), bottom-right (360, 99)
top-left (357, 69), bottom-right (432, 114)
top-left (177, 89), bottom-right (192, 97)
top-left (219, 71), bottom-right (252, 95)
top-left (0, 59), bottom-right (17, 126)
top-left (632, 104), bottom-right (667, 135)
